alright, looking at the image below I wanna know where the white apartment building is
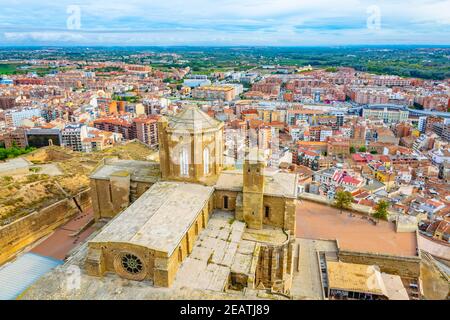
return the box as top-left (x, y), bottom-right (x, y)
top-left (362, 106), bottom-right (409, 124)
top-left (62, 124), bottom-right (88, 152)
top-left (4, 108), bottom-right (42, 127)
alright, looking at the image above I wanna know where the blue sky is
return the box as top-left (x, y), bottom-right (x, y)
top-left (0, 0), bottom-right (449, 45)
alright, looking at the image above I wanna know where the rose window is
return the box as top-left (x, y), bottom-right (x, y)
top-left (121, 253), bottom-right (143, 274)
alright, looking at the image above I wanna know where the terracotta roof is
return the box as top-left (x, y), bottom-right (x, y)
top-left (287, 109), bottom-right (325, 115)
top-left (436, 220), bottom-right (450, 234)
top-left (352, 154), bottom-right (366, 162)
top-left (379, 155), bottom-right (391, 162)
top-left (342, 176), bottom-right (361, 185)
top-left (426, 199), bottom-right (444, 208)
top-left (94, 118), bottom-right (131, 126)
top-left (241, 109), bottom-right (258, 115)
top-left (133, 117), bottom-right (158, 124)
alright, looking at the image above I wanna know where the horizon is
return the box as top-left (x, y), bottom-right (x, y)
top-left (1, 44), bottom-right (450, 48)
top-left (0, 0), bottom-right (449, 46)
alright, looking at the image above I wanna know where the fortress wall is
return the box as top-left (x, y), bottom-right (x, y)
top-left (0, 189), bottom-right (91, 265)
top-left (338, 250), bottom-right (421, 278)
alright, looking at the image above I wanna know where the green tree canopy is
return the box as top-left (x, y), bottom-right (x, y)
top-left (334, 190), bottom-right (354, 214)
top-left (0, 146), bottom-right (35, 161)
top-left (373, 200), bottom-right (389, 222)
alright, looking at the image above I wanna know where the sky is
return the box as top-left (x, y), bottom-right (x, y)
top-left (0, 0), bottom-right (449, 46)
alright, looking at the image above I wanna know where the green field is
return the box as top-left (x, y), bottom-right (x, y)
top-left (0, 63), bottom-right (56, 76)
top-left (0, 63), bottom-right (24, 75)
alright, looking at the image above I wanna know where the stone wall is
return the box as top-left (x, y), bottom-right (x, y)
top-left (91, 176), bottom-right (153, 221)
top-left (214, 190), bottom-right (238, 211)
top-left (255, 238), bottom-right (295, 294)
top-left (0, 189), bottom-right (91, 265)
top-left (338, 250), bottom-right (421, 278)
top-left (299, 192), bottom-right (397, 218)
top-left (215, 192), bottom-right (296, 235)
top-left (263, 196), bottom-right (296, 235)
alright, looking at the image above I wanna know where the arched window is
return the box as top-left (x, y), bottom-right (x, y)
top-left (203, 147), bottom-right (210, 175)
top-left (264, 206), bottom-right (270, 219)
top-left (223, 195), bottom-right (229, 209)
top-left (180, 147), bottom-right (189, 176)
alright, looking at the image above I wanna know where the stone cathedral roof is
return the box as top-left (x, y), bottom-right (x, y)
top-left (90, 181), bottom-right (214, 255)
top-left (167, 105), bottom-right (223, 133)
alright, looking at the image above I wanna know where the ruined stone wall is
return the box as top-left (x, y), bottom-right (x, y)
top-left (91, 177), bottom-right (129, 221)
top-left (283, 198), bottom-right (297, 236)
top-left (0, 189), bottom-right (91, 265)
top-left (229, 242), bottom-right (260, 291)
top-left (338, 250), bottom-right (421, 278)
top-left (255, 239), bottom-right (295, 294)
top-left (91, 177), bottom-right (153, 221)
top-left (109, 174), bottom-right (131, 214)
top-left (90, 179), bottom-right (114, 220)
top-left (135, 181), bottom-right (151, 199)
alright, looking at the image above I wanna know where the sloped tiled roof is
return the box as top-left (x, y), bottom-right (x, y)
top-left (167, 105), bottom-right (222, 132)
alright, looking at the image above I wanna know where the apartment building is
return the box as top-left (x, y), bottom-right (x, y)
top-left (362, 106), bottom-right (409, 124)
top-left (62, 124), bottom-right (88, 152)
top-left (286, 108), bottom-right (326, 125)
top-left (192, 86), bottom-right (235, 101)
top-left (371, 76), bottom-right (412, 87)
top-left (327, 137), bottom-right (350, 157)
top-left (3, 128), bottom-right (28, 148)
top-left (432, 122), bottom-right (450, 141)
top-left (4, 107), bottom-right (42, 127)
top-left (93, 118), bottom-right (134, 140)
top-left (132, 117), bottom-right (159, 147)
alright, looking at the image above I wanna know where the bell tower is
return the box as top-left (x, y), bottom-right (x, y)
top-left (243, 150), bottom-right (266, 229)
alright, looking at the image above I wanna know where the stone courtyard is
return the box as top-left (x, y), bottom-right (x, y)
top-left (174, 211), bottom-right (251, 292)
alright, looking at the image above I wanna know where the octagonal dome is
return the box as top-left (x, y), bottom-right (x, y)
top-left (167, 105), bottom-right (223, 132)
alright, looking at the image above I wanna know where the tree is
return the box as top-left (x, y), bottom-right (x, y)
top-left (349, 146), bottom-right (356, 154)
top-left (358, 146), bottom-right (367, 152)
top-left (334, 191), bottom-right (354, 214)
top-left (373, 200), bottom-right (389, 222)
top-left (0, 146), bottom-right (35, 161)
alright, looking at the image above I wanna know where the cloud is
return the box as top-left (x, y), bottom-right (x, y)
top-left (0, 0), bottom-right (449, 45)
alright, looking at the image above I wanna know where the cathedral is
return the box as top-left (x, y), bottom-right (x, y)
top-left (86, 105), bottom-right (299, 293)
